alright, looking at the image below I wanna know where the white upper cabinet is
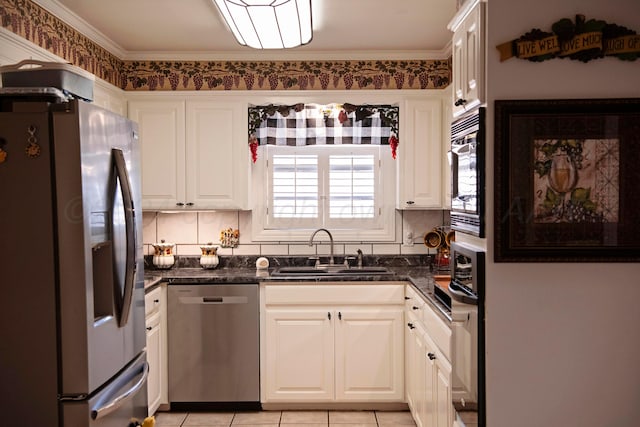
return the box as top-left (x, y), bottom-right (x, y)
top-left (93, 81), bottom-right (127, 116)
top-left (128, 97), bottom-right (249, 210)
top-left (449, 0), bottom-right (485, 118)
top-left (397, 98), bottom-right (444, 209)
top-left (186, 101), bottom-right (249, 209)
top-left (129, 99), bottom-right (186, 210)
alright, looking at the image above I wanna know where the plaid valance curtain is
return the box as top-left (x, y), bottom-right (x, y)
top-left (248, 103), bottom-right (399, 146)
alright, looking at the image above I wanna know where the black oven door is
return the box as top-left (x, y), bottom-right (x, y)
top-left (448, 242), bottom-right (485, 425)
top-left (451, 135), bottom-right (479, 215)
top-left (450, 107), bottom-right (485, 237)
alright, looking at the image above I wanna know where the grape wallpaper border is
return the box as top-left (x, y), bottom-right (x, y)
top-left (1, 0), bottom-right (451, 91)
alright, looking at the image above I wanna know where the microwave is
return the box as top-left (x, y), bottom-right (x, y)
top-left (450, 107), bottom-right (485, 237)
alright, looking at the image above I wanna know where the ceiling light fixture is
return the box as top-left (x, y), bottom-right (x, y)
top-left (212, 0), bottom-right (313, 49)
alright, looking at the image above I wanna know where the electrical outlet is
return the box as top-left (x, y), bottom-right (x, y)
top-left (404, 231), bottom-right (414, 246)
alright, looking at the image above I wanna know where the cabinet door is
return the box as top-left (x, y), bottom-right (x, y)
top-left (463, 3), bottom-right (484, 112)
top-left (93, 83), bottom-right (126, 116)
top-left (405, 316), bottom-right (417, 413)
top-left (451, 28), bottom-right (466, 117)
top-left (264, 309), bottom-right (334, 402)
top-left (451, 1), bottom-right (485, 118)
top-left (335, 308), bottom-right (404, 401)
top-left (434, 357), bottom-right (453, 427)
top-left (186, 101), bottom-right (249, 209)
top-left (145, 310), bottom-right (162, 415)
top-left (406, 315), bottom-right (428, 427)
top-left (398, 99), bottom-right (443, 209)
top-left (423, 332), bottom-right (453, 427)
top-left (129, 100), bottom-right (186, 209)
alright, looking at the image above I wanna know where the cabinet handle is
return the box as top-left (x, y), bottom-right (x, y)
top-left (455, 98), bottom-right (468, 106)
top-left (407, 322), bottom-right (415, 329)
top-left (338, 311), bottom-right (342, 320)
top-left (186, 202), bottom-right (194, 206)
top-left (176, 202), bottom-right (184, 207)
top-left (406, 200), bottom-right (415, 205)
top-left (146, 326), bottom-right (152, 331)
top-left (412, 306), bottom-right (420, 310)
top-left (428, 352), bottom-right (436, 360)
top-left (404, 296), bottom-right (411, 300)
top-left (328, 312), bottom-right (331, 320)
top-left (153, 299), bottom-right (159, 303)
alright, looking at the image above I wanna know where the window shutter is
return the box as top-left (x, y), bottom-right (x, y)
top-left (329, 154), bottom-right (375, 219)
top-left (271, 154), bottom-right (318, 218)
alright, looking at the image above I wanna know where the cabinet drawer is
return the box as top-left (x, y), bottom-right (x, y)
top-left (264, 283), bottom-right (405, 305)
top-left (145, 286), bottom-right (162, 318)
top-left (422, 301), bottom-right (452, 360)
top-left (405, 283), bottom-right (452, 361)
top-left (405, 285), bottom-right (425, 311)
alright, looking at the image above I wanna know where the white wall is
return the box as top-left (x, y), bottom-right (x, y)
top-left (484, 1), bottom-right (640, 426)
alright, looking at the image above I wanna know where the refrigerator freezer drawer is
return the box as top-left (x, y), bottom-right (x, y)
top-left (61, 351), bottom-right (149, 427)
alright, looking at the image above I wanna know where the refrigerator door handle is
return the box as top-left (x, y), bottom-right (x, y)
top-left (90, 351), bottom-right (149, 420)
top-left (112, 148), bottom-right (137, 327)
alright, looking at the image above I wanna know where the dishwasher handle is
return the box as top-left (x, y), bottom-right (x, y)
top-left (178, 296), bottom-right (249, 305)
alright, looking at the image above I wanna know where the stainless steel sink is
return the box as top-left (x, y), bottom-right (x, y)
top-left (270, 266), bottom-right (395, 277)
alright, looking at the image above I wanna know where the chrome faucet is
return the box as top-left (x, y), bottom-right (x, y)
top-left (356, 249), bottom-right (363, 268)
top-left (309, 228), bottom-right (334, 265)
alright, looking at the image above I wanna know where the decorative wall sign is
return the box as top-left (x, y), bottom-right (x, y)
top-left (494, 98), bottom-right (640, 262)
top-left (497, 15), bottom-right (640, 63)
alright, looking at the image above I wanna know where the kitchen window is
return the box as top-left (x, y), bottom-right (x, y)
top-left (267, 145), bottom-right (380, 229)
top-left (250, 102), bottom-right (397, 242)
top-left (252, 144), bottom-right (396, 242)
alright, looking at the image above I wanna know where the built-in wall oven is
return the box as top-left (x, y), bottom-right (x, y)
top-left (450, 107), bottom-right (486, 237)
top-left (434, 242), bottom-right (485, 427)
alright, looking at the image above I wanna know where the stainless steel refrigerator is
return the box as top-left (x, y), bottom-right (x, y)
top-left (0, 94), bottom-right (148, 426)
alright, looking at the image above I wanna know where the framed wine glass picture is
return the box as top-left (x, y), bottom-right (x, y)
top-left (494, 98), bottom-right (640, 262)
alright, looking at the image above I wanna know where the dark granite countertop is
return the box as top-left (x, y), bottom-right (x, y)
top-left (143, 255), bottom-right (451, 322)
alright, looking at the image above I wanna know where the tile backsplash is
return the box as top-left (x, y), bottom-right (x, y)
top-left (143, 210), bottom-right (450, 258)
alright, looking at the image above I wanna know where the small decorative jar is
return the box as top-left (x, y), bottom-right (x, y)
top-left (152, 240), bottom-right (175, 269)
top-left (200, 243), bottom-right (219, 269)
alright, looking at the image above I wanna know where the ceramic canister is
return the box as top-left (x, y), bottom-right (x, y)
top-left (200, 243), bottom-right (219, 269)
top-left (152, 240), bottom-right (175, 269)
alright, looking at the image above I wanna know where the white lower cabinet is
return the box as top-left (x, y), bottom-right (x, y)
top-left (262, 283), bottom-right (405, 403)
top-left (335, 308), bottom-right (404, 401)
top-left (405, 285), bottom-right (453, 427)
top-left (144, 284), bottom-right (167, 416)
top-left (145, 310), bottom-right (162, 414)
top-left (264, 309), bottom-right (335, 401)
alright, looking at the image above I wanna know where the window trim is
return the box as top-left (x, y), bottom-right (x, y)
top-left (251, 144), bottom-right (397, 242)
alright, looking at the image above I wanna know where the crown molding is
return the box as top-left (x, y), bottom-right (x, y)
top-left (448, 0), bottom-right (483, 31)
top-left (31, 0), bottom-right (128, 58)
top-left (123, 47), bottom-right (452, 62)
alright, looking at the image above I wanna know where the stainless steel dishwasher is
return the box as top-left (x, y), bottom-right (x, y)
top-left (168, 283), bottom-right (260, 410)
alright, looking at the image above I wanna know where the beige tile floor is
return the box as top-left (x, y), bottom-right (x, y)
top-left (154, 410), bottom-right (417, 427)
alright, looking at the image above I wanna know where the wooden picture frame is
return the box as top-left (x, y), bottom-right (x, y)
top-left (494, 98), bottom-right (640, 262)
